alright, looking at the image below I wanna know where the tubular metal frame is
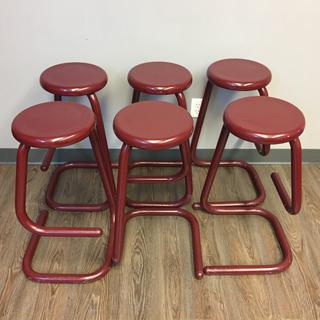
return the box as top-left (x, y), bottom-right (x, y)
top-left (112, 141), bottom-right (203, 279)
top-left (16, 129), bottom-right (116, 283)
top-left (192, 123), bottom-right (302, 275)
top-left (190, 81), bottom-right (270, 167)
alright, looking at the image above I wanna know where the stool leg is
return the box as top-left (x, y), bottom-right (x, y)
top-left (202, 208), bottom-right (292, 275)
top-left (22, 129), bottom-right (116, 283)
top-left (255, 87), bottom-right (271, 156)
top-left (190, 81), bottom-right (213, 166)
top-left (15, 144), bottom-right (103, 237)
top-left (175, 92), bottom-right (187, 110)
top-left (88, 93), bottom-right (116, 197)
top-left (191, 83), bottom-right (271, 165)
top-left (126, 89), bottom-right (192, 207)
top-left (89, 129), bottom-right (117, 216)
top-left (271, 138), bottom-right (302, 214)
top-left (40, 148), bottom-right (55, 172)
top-left (181, 141), bottom-right (193, 201)
top-left (113, 143), bottom-right (132, 263)
top-left (199, 125), bottom-right (230, 211)
top-left (192, 125), bottom-right (265, 211)
top-left (45, 94), bottom-right (116, 212)
top-left (125, 208), bottom-right (204, 279)
top-left (126, 141), bottom-right (192, 208)
top-left (132, 89), bottom-right (141, 103)
top-left (40, 94), bottom-right (61, 171)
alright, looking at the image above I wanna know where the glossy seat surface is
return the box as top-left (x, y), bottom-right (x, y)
top-left (114, 101), bottom-right (193, 150)
top-left (223, 96), bottom-right (305, 144)
top-left (12, 102), bottom-right (95, 148)
top-left (207, 59), bottom-right (272, 91)
top-left (128, 61), bottom-right (192, 95)
top-left (40, 62), bottom-right (108, 96)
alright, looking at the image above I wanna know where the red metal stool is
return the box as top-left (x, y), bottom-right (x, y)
top-left (12, 102), bottom-right (116, 283)
top-left (193, 96), bottom-right (305, 275)
top-left (39, 62), bottom-right (115, 212)
top-left (112, 101), bottom-right (203, 279)
top-left (191, 58), bottom-right (272, 167)
top-left (126, 61), bottom-right (193, 207)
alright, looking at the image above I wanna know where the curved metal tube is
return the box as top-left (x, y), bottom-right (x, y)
top-left (271, 138), bottom-right (302, 214)
top-left (15, 144), bottom-right (103, 237)
top-left (192, 125), bottom-right (264, 212)
top-left (191, 83), bottom-right (271, 166)
top-left (40, 95), bottom-right (61, 171)
top-left (202, 208), bottom-right (292, 275)
top-left (125, 208), bottom-right (204, 280)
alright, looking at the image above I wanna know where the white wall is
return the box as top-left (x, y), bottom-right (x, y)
top-left (1, 0), bottom-right (318, 150)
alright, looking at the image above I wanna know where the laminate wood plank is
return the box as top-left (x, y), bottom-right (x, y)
top-left (0, 164), bottom-right (319, 319)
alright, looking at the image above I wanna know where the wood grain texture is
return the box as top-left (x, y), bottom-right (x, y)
top-left (0, 164), bottom-right (319, 320)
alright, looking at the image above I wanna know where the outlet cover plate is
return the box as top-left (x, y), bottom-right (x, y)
top-left (190, 98), bottom-right (202, 117)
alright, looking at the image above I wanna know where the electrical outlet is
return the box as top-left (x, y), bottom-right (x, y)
top-left (190, 98), bottom-right (202, 117)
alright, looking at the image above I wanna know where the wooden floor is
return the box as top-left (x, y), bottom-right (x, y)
top-left (0, 163), bottom-right (319, 320)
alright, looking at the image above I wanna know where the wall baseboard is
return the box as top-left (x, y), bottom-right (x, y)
top-left (0, 148), bottom-right (318, 164)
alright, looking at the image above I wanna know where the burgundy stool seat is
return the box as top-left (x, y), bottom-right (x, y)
top-left (40, 62), bottom-right (108, 96)
top-left (112, 101), bottom-right (203, 279)
top-left (114, 101), bottom-right (194, 208)
top-left (193, 96), bottom-right (305, 276)
top-left (12, 102), bottom-right (116, 283)
top-left (39, 62), bottom-right (115, 213)
top-left (224, 96), bottom-right (305, 144)
top-left (125, 62), bottom-right (193, 208)
top-left (128, 61), bottom-right (192, 95)
top-left (113, 101), bottom-right (193, 149)
top-left (191, 58), bottom-right (272, 167)
top-left (207, 58), bottom-right (272, 91)
top-left (12, 102), bottom-right (95, 148)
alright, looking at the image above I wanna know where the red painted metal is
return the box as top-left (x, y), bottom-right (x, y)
top-left (191, 59), bottom-right (272, 166)
top-left (193, 96), bottom-right (304, 275)
top-left (113, 101), bottom-right (193, 207)
top-left (125, 62), bottom-right (192, 206)
top-left (192, 126), bottom-right (265, 211)
top-left (40, 62), bottom-right (108, 96)
top-left (207, 59), bottom-right (271, 91)
top-left (125, 209), bottom-right (204, 280)
top-left (128, 61), bottom-right (192, 95)
top-left (40, 95), bottom-right (62, 171)
top-left (224, 97), bottom-right (304, 213)
top-left (113, 143), bottom-right (131, 263)
top-left (113, 102), bottom-right (197, 275)
top-left (39, 62), bottom-right (116, 212)
top-left (202, 208), bottom-right (292, 275)
top-left (223, 96), bottom-right (305, 145)
top-left (113, 101), bottom-right (193, 150)
top-left (12, 102), bottom-right (116, 283)
top-left (271, 138), bottom-right (302, 214)
top-left (126, 142), bottom-right (192, 208)
top-left (12, 102), bottom-right (96, 149)
top-left (45, 161), bottom-right (108, 212)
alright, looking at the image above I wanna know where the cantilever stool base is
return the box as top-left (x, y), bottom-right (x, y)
top-left (113, 101), bottom-right (203, 279)
top-left (12, 102), bottom-right (116, 283)
top-left (194, 96), bottom-right (305, 276)
top-left (192, 159), bottom-right (266, 210)
top-left (126, 61), bottom-right (193, 208)
top-left (40, 62), bottom-right (116, 213)
top-left (200, 208), bottom-right (292, 276)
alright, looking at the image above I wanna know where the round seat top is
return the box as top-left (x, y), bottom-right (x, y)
top-left (113, 101), bottom-right (193, 149)
top-left (40, 62), bottom-right (108, 96)
top-left (128, 61), bottom-right (192, 95)
top-left (207, 59), bottom-right (272, 91)
top-left (223, 96), bottom-right (305, 144)
top-left (12, 102), bottom-right (95, 148)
